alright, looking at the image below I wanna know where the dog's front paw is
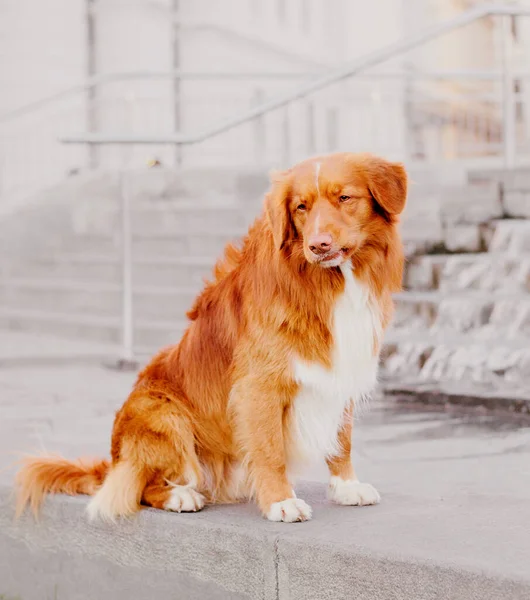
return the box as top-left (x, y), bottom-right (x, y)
top-left (267, 498), bottom-right (312, 522)
top-left (328, 477), bottom-right (380, 506)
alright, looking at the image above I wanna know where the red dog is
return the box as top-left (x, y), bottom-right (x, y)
top-left (16, 152), bottom-right (406, 522)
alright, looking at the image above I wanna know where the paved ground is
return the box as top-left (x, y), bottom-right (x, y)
top-left (1, 331), bottom-right (530, 599)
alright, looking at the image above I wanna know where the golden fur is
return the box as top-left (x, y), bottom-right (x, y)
top-left (15, 152), bottom-right (407, 520)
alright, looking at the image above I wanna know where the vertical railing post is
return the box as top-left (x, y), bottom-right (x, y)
top-left (117, 96), bottom-right (137, 370)
top-left (501, 14), bottom-right (516, 169)
top-left (252, 87), bottom-right (266, 165)
top-left (171, 0), bottom-right (182, 167)
top-left (306, 100), bottom-right (316, 157)
top-left (282, 104), bottom-right (291, 168)
top-left (403, 65), bottom-right (414, 163)
top-left (86, 0), bottom-right (98, 170)
top-left (117, 169), bottom-right (136, 370)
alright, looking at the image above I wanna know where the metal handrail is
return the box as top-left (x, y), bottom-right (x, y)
top-left (61, 3), bottom-right (530, 148)
top-left (0, 71), bottom-right (325, 124)
top-left (8, 67), bottom-right (530, 126)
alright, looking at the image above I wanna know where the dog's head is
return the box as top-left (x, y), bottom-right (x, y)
top-left (265, 153), bottom-right (407, 267)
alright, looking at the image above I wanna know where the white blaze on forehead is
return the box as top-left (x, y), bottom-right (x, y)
top-left (314, 162), bottom-right (321, 197)
top-left (313, 211), bottom-right (321, 235)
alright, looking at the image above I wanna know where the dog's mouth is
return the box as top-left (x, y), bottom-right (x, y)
top-left (313, 247), bottom-right (351, 267)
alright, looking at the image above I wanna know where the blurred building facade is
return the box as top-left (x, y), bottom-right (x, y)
top-left (1, 0), bottom-right (530, 201)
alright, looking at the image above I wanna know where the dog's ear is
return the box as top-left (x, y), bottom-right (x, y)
top-left (366, 157), bottom-right (407, 216)
top-left (265, 170), bottom-right (294, 250)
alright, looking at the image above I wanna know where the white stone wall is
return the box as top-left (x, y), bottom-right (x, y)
top-left (0, 0), bottom-right (88, 202)
top-left (0, 0), bottom-right (86, 114)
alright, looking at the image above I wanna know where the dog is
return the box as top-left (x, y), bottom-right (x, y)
top-left (16, 152), bottom-right (406, 523)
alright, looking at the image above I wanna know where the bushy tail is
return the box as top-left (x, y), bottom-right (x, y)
top-left (86, 460), bottom-right (146, 521)
top-left (15, 455), bottom-right (109, 517)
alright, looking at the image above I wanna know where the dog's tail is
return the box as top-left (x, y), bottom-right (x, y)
top-left (15, 455), bottom-right (109, 517)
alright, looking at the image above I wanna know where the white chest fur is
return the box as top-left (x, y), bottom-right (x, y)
top-left (290, 262), bottom-right (382, 463)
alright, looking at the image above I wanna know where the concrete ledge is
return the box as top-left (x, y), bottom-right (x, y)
top-left (384, 383), bottom-right (530, 417)
top-left (1, 482), bottom-right (529, 600)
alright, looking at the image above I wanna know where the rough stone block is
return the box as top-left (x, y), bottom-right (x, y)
top-left (423, 344), bottom-right (498, 384)
top-left (486, 299), bottom-right (530, 335)
top-left (439, 256), bottom-right (528, 293)
top-left (432, 298), bottom-right (492, 334)
top-left (502, 169), bottom-right (530, 192)
top-left (503, 190), bottom-right (530, 218)
top-left (381, 342), bottom-right (433, 378)
top-left (404, 259), bottom-right (435, 290)
top-left (400, 186), bottom-right (444, 254)
top-left (443, 224), bottom-right (481, 252)
top-left (467, 167), bottom-right (508, 185)
top-left (489, 220), bottom-right (530, 253)
top-left (392, 300), bottom-right (434, 331)
top-left (440, 183), bottom-right (502, 225)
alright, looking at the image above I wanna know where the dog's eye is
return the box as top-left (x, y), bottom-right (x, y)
top-left (339, 195), bottom-right (351, 202)
top-left (297, 203), bottom-right (307, 211)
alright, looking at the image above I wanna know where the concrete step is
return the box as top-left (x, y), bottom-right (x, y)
top-left (116, 166), bottom-right (268, 206)
top-left (487, 219), bottom-right (530, 252)
top-left (0, 167), bottom-right (268, 215)
top-left (3, 289), bottom-right (528, 369)
top-left (401, 210), bottom-right (530, 258)
top-left (469, 167), bottom-right (530, 218)
top-left (383, 326), bottom-right (530, 386)
top-left (51, 230), bottom-right (245, 257)
top-left (73, 204), bottom-right (253, 236)
top-left (15, 249), bottom-right (530, 294)
top-left (8, 277), bottom-right (523, 331)
top-left (1, 299), bottom-right (529, 388)
top-left (2, 283), bottom-right (529, 354)
top-left (0, 278), bottom-right (199, 321)
top-left (4, 476), bottom-right (529, 600)
top-left (0, 306), bottom-right (186, 349)
top-left (394, 290), bottom-right (530, 337)
top-left (400, 181), bottom-right (502, 255)
top-left (6, 254), bottom-right (217, 286)
top-left (405, 252), bottom-right (530, 293)
top-left (382, 380), bottom-right (530, 415)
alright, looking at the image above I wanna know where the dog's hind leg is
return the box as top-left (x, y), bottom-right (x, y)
top-left (138, 407), bottom-right (207, 513)
top-left (90, 386), bottom-right (206, 519)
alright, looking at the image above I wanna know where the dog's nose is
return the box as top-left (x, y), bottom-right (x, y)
top-left (309, 233), bottom-right (333, 255)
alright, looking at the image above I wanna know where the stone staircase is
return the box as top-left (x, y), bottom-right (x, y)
top-left (1, 165), bottom-right (529, 406)
top-left (0, 167), bottom-right (265, 350)
top-left (383, 218), bottom-right (530, 406)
